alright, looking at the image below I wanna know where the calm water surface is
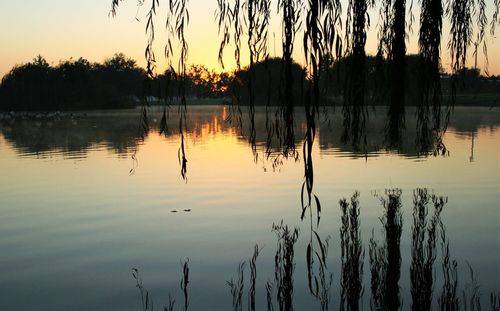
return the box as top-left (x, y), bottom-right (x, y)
top-left (0, 106), bottom-right (499, 310)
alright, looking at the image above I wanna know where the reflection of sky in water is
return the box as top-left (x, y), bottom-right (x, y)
top-left (0, 106), bottom-right (499, 310)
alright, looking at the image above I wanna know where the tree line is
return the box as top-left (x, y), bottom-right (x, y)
top-left (0, 54), bottom-right (143, 111)
top-left (0, 54), bottom-right (232, 111)
top-left (1, 53), bottom-right (497, 111)
top-left (322, 55), bottom-right (500, 102)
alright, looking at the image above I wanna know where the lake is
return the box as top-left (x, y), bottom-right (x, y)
top-left (0, 106), bottom-right (499, 310)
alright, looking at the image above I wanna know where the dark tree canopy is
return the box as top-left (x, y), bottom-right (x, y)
top-left (0, 54), bottom-right (145, 111)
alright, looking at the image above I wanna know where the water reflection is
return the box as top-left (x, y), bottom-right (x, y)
top-left (410, 189), bottom-right (443, 311)
top-left (339, 192), bottom-right (363, 311)
top-left (369, 189), bottom-right (403, 310)
top-left (0, 111), bottom-right (140, 158)
top-left (1, 106), bottom-right (498, 160)
top-left (126, 188), bottom-right (499, 310)
top-left (0, 106), bottom-right (499, 310)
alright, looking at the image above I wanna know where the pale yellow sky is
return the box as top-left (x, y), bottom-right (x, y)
top-left (0, 0), bottom-right (498, 78)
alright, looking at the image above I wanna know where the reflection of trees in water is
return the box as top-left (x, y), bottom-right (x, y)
top-left (1, 107), bottom-right (498, 159)
top-left (273, 222), bottom-right (300, 311)
top-left (339, 192), bottom-right (363, 311)
top-left (128, 188), bottom-right (498, 310)
top-left (410, 189), bottom-right (444, 311)
top-left (369, 189), bottom-right (403, 310)
top-left (0, 113), bottom-right (140, 157)
top-left (91, 0), bottom-right (500, 223)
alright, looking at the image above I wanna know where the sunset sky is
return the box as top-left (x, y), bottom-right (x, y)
top-left (1, 0), bottom-right (499, 78)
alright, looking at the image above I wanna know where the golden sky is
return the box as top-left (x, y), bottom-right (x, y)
top-left (0, 0), bottom-right (499, 78)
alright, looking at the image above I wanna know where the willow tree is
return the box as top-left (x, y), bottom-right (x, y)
top-left (109, 0), bottom-right (499, 175)
top-left (343, 0), bottom-right (373, 149)
top-left (214, 0), bottom-right (272, 158)
top-left (417, 0), bottom-right (444, 151)
top-left (376, 0), bottom-right (408, 145)
top-left (109, 1), bottom-right (498, 306)
top-left (277, 0), bottom-right (302, 154)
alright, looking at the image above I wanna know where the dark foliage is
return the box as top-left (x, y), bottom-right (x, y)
top-left (232, 58), bottom-right (306, 106)
top-left (0, 56), bottom-right (236, 112)
top-left (0, 54), bottom-right (144, 111)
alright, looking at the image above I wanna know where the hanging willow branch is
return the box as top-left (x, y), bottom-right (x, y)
top-left (447, 0), bottom-right (474, 74)
top-left (276, 0), bottom-right (302, 156)
top-left (216, 0), bottom-right (271, 157)
top-left (216, 0), bottom-right (231, 69)
top-left (245, 0), bottom-right (271, 64)
top-left (145, 0), bottom-right (160, 78)
top-left (445, 0), bottom-right (491, 121)
top-left (109, 0), bottom-right (498, 179)
top-left (232, 0), bottom-right (244, 70)
top-left (343, 0), bottom-right (373, 149)
top-left (417, 0), bottom-right (443, 153)
top-left (244, 0), bottom-right (272, 157)
top-left (110, 0), bottom-right (190, 180)
top-left (302, 0), bottom-right (336, 301)
top-left (373, 0), bottom-right (410, 146)
top-left (216, 0), bottom-right (244, 131)
top-left (492, 0), bottom-right (500, 34)
top-left (167, 0), bottom-right (190, 181)
top-left (301, 0), bottom-right (324, 223)
top-left (216, 0), bottom-right (246, 70)
top-left (110, 0), bottom-right (124, 17)
top-left (418, 0), bottom-right (443, 100)
top-left (323, 0), bottom-right (343, 60)
top-left (301, 0), bottom-right (344, 224)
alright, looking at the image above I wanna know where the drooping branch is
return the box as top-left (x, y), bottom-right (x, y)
top-left (447, 0), bottom-right (474, 74)
top-left (109, 0), bottom-right (190, 180)
top-left (167, 0), bottom-right (190, 180)
top-left (277, 0), bottom-right (302, 154)
top-left (343, 0), bottom-right (372, 149)
top-left (107, 0), bottom-right (499, 173)
top-left (301, 0), bottom-right (325, 223)
top-left (216, 0), bottom-right (232, 69)
top-left (146, 0), bottom-right (160, 78)
top-left (492, 0), bottom-right (500, 34)
top-left (417, 0), bottom-right (444, 149)
top-left (110, 0), bottom-right (124, 17)
top-left (323, 0), bottom-right (343, 60)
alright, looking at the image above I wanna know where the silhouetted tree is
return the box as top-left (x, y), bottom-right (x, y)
top-left (232, 58), bottom-right (306, 106)
top-left (0, 53), bottom-right (146, 111)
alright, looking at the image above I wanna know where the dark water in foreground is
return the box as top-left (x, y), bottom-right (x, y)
top-left (0, 106), bottom-right (499, 310)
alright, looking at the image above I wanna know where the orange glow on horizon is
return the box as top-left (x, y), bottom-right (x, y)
top-left (1, 0), bottom-right (499, 78)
